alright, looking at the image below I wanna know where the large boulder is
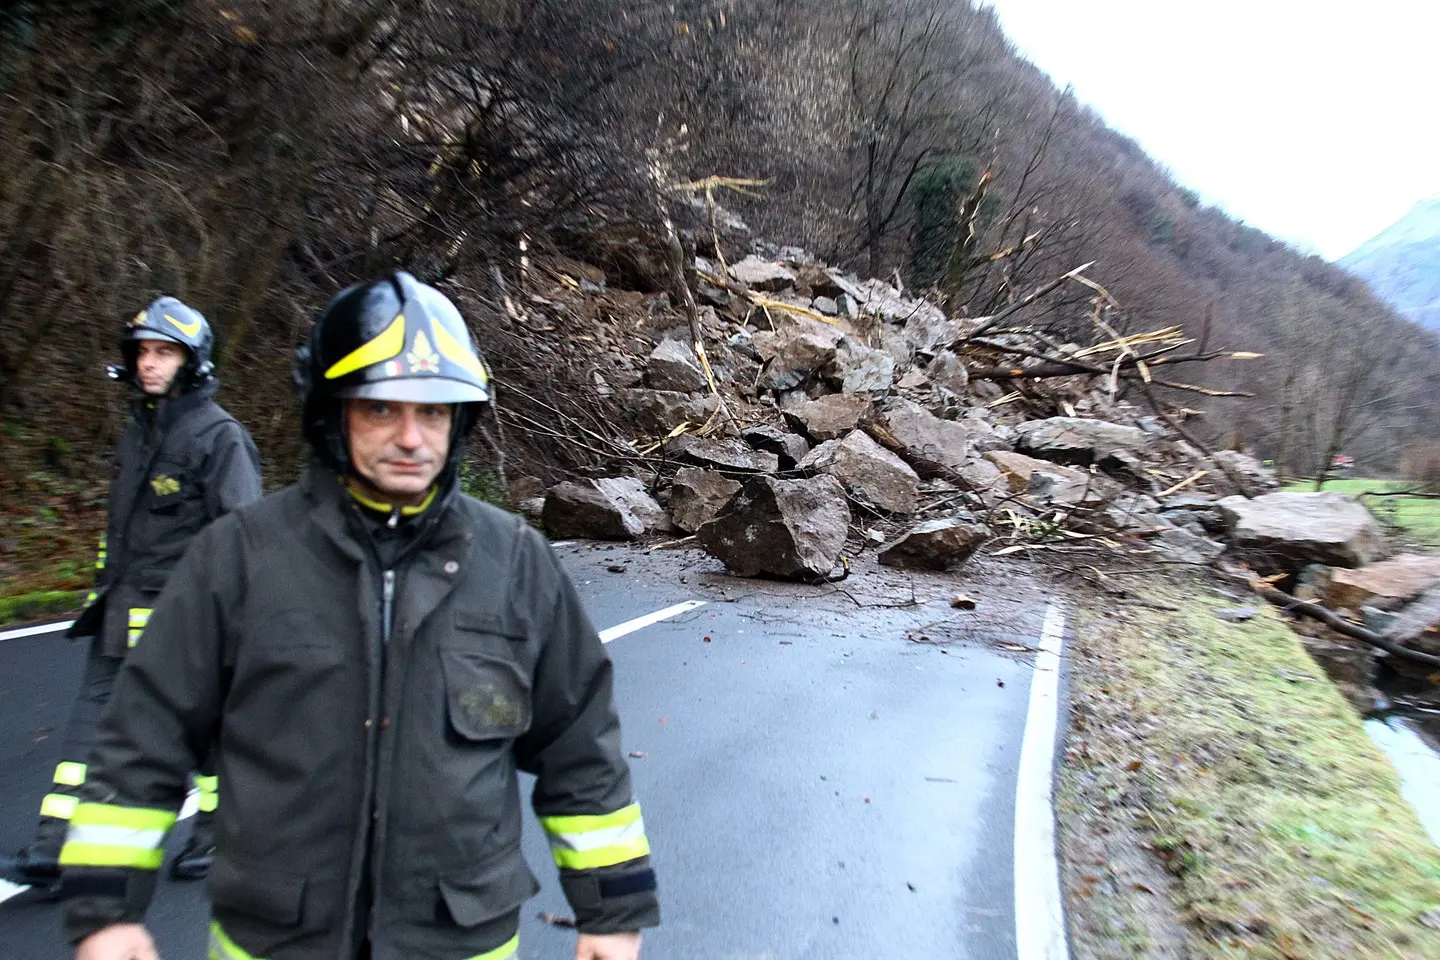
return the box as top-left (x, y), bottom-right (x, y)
top-left (873, 399), bottom-right (971, 476)
top-left (984, 450), bottom-right (1122, 504)
top-left (1219, 491), bottom-right (1388, 569)
top-left (1014, 417), bottom-right (1147, 467)
top-left (668, 436), bottom-right (780, 474)
top-left (877, 519), bottom-right (988, 571)
top-left (741, 425), bottom-right (811, 470)
top-left (696, 475), bottom-right (851, 580)
top-left (784, 394), bottom-right (874, 443)
top-left (1327, 555), bottom-right (1440, 612)
top-left (800, 430), bottom-right (920, 514)
top-left (644, 339), bottom-right (707, 393)
top-left (543, 479), bottom-right (664, 540)
top-left (986, 450), bottom-right (1085, 493)
top-left (669, 468), bottom-right (743, 533)
top-left (728, 255), bottom-right (796, 291)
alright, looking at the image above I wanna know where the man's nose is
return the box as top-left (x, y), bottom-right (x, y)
top-left (395, 410), bottom-right (425, 449)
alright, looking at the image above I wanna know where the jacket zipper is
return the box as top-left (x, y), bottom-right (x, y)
top-left (381, 569), bottom-right (396, 645)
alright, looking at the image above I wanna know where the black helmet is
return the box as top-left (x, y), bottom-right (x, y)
top-left (112, 296), bottom-right (215, 390)
top-left (295, 271), bottom-right (491, 476)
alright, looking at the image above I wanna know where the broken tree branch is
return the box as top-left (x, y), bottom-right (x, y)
top-left (1248, 581), bottom-right (1440, 668)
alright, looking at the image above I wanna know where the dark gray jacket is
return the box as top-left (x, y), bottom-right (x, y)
top-left (61, 466), bottom-right (659, 959)
top-left (71, 383), bottom-right (262, 656)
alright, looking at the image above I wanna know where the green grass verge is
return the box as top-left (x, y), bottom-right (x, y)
top-left (0, 588), bottom-right (85, 627)
top-left (1284, 477), bottom-right (1440, 545)
top-left (1062, 581), bottom-right (1440, 959)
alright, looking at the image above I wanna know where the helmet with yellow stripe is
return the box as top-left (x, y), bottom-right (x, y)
top-left (295, 272), bottom-right (492, 475)
top-left (113, 296), bottom-right (215, 390)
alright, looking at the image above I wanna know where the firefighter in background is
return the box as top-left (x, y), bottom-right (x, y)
top-left (0, 298), bottom-right (262, 889)
top-left (61, 273), bottom-right (657, 960)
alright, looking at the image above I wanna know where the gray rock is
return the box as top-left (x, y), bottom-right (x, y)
top-left (668, 436), bottom-right (780, 474)
top-left (594, 477), bottom-right (673, 534)
top-left (800, 430), bottom-right (920, 514)
top-left (1149, 525), bottom-right (1226, 565)
top-left (926, 350), bottom-right (969, 397)
top-left (741, 425), bottom-right (811, 470)
top-left (1361, 606), bottom-right (1401, 635)
top-left (873, 399), bottom-right (971, 476)
top-left (543, 479), bottom-right (659, 540)
top-left (669, 468), bottom-right (743, 533)
top-left (1380, 586), bottom-right (1440, 657)
top-left (696, 475), bottom-right (851, 580)
top-left (645, 339), bottom-right (707, 393)
top-left (518, 497), bottom-right (545, 521)
top-left (956, 456), bottom-right (1008, 505)
top-left (813, 296), bottom-right (839, 316)
top-left (1213, 607), bottom-right (1260, 622)
top-left (784, 394), bottom-right (874, 443)
top-left (825, 338), bottom-right (895, 396)
top-left (1209, 449), bottom-right (1279, 497)
top-left (1014, 417), bottom-right (1147, 467)
top-left (1219, 491), bottom-right (1388, 569)
top-left (877, 519), bottom-right (988, 571)
top-left (728, 255), bottom-right (797, 292)
top-left (622, 389), bottom-right (718, 435)
top-left (1103, 493), bottom-right (1167, 532)
top-left (755, 320), bottom-right (845, 392)
top-left (1026, 468), bottom-right (1124, 507)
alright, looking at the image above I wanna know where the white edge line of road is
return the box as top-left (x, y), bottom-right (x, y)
top-left (0, 620), bottom-right (76, 643)
top-left (598, 600), bottom-right (707, 643)
top-left (1014, 602), bottom-right (1071, 960)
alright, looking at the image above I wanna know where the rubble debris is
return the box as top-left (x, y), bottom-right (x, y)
top-left (800, 430), bottom-right (921, 514)
top-left (622, 389), bottom-right (719, 435)
top-left (1379, 587), bottom-right (1440, 658)
top-left (824, 338), bottom-right (895, 396)
top-left (1206, 449), bottom-right (1278, 497)
top-left (1014, 417), bottom-right (1147, 468)
top-left (877, 519), bottom-right (989, 571)
top-left (696, 475), bottom-right (851, 580)
top-left (1219, 491), bottom-right (1388, 569)
top-left (669, 468), bottom-right (743, 533)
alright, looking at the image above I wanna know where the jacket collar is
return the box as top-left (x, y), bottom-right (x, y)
top-left (301, 461), bottom-right (470, 564)
top-left (130, 379), bottom-right (218, 433)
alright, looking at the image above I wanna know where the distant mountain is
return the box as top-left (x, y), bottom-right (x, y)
top-left (1339, 196), bottom-right (1440, 331)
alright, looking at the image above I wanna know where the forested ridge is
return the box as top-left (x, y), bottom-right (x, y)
top-left (1, 0), bottom-right (1435, 488)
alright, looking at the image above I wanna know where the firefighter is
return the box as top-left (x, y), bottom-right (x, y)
top-left (0, 297), bottom-right (261, 890)
top-left (62, 273), bottom-right (658, 960)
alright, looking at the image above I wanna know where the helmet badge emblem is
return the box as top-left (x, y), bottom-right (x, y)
top-left (406, 329), bottom-right (441, 374)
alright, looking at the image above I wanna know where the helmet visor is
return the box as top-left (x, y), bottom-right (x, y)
top-left (338, 377), bottom-right (489, 404)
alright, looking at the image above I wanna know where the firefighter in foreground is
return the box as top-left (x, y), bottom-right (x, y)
top-left (62, 272), bottom-right (659, 960)
top-left (0, 298), bottom-right (261, 889)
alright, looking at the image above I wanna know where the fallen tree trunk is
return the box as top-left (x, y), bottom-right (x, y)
top-left (1247, 580), bottom-right (1440, 668)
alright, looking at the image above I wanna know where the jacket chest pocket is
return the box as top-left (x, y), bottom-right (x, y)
top-left (439, 643), bottom-right (532, 742)
top-left (145, 464), bottom-right (197, 515)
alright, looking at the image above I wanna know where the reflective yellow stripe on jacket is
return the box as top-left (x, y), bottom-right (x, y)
top-left (58, 803), bottom-right (176, 870)
top-left (127, 607), bottom-right (152, 648)
top-left (540, 801), bottom-right (650, 870)
top-left (209, 922), bottom-right (518, 960)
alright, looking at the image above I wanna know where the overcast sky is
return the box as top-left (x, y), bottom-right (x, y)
top-left (977, 0), bottom-right (1440, 260)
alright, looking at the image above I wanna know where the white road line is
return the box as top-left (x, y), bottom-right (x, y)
top-left (598, 600), bottom-right (707, 644)
top-left (0, 620), bottom-right (75, 643)
top-left (1014, 602), bottom-right (1071, 960)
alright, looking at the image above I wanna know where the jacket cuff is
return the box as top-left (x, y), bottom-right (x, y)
top-left (559, 858), bottom-right (660, 933)
top-left (61, 870), bottom-right (156, 944)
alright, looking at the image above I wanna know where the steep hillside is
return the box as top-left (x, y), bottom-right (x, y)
top-left (1339, 196), bottom-right (1440, 331)
top-left (1, 0), bottom-right (1437, 493)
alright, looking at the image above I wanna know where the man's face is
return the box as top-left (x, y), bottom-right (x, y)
top-left (345, 399), bottom-right (453, 505)
top-left (135, 339), bottom-right (188, 396)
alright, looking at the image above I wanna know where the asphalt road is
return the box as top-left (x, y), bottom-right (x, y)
top-left (0, 543), bottom-right (1062, 960)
